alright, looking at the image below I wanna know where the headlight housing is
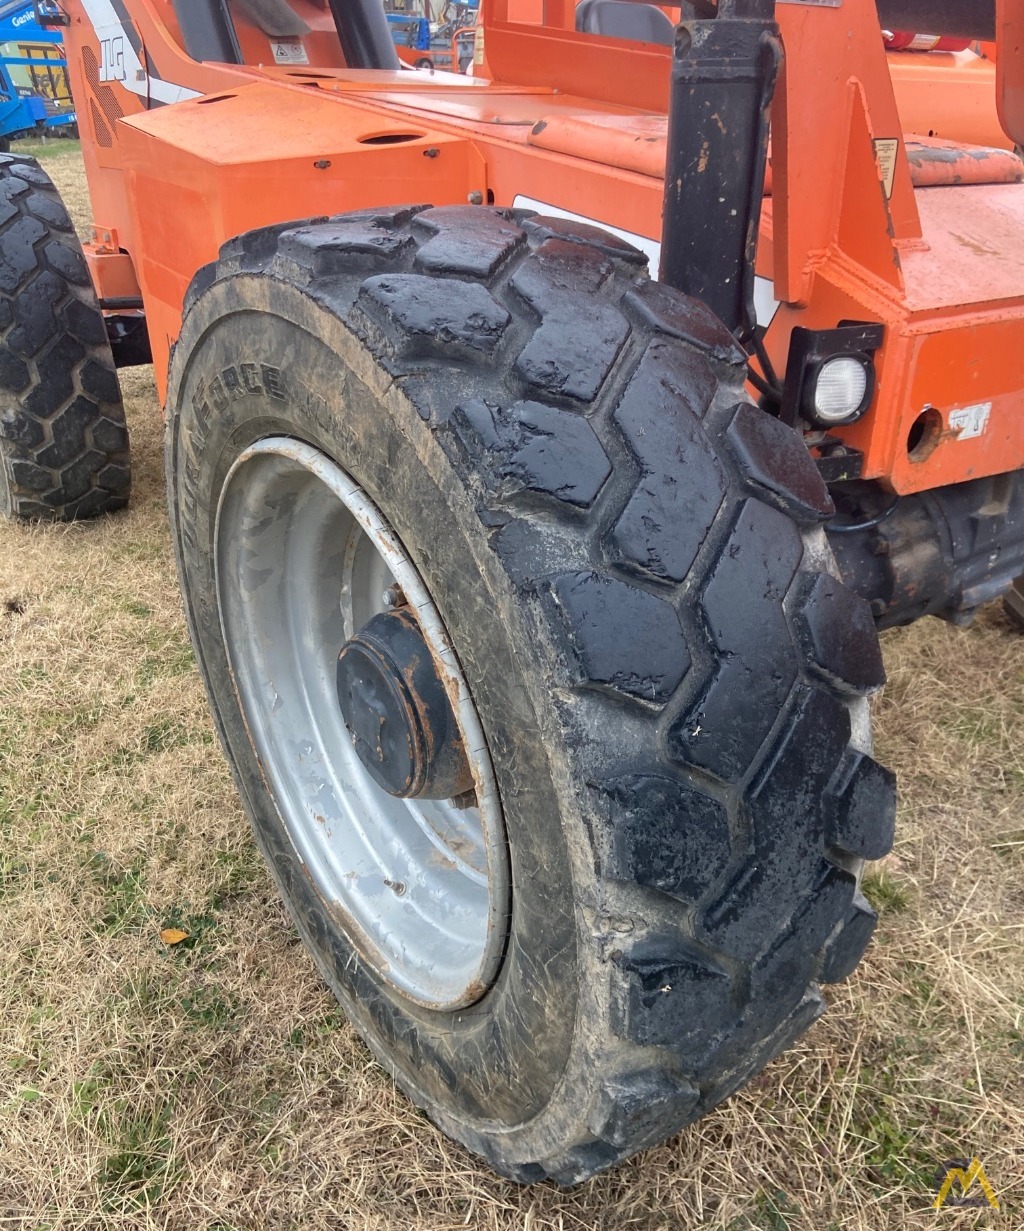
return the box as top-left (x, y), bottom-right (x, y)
top-left (809, 353), bottom-right (873, 424)
top-left (780, 322), bottom-right (884, 429)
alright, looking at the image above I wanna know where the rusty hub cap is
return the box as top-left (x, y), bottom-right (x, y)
top-left (214, 437), bottom-right (509, 1010)
top-left (337, 608), bottom-right (475, 800)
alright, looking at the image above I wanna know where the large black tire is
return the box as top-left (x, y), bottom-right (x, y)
top-left (0, 154), bottom-right (130, 521)
top-left (165, 206), bottom-right (896, 1183)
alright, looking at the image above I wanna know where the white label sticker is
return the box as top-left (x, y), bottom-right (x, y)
top-left (949, 402), bottom-right (991, 440)
top-left (873, 138), bottom-right (899, 200)
top-left (271, 40), bottom-right (309, 65)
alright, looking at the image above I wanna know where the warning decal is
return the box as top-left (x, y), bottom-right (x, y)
top-left (271, 41), bottom-right (309, 65)
top-left (949, 402), bottom-right (992, 440)
top-left (873, 138), bottom-right (899, 199)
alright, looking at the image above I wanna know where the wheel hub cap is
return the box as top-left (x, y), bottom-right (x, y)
top-left (337, 608), bottom-right (474, 800)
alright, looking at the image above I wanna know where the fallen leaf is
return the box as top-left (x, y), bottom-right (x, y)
top-left (160, 927), bottom-right (189, 945)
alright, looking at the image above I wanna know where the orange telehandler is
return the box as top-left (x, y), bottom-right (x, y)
top-left (0, 0), bottom-right (1021, 1184)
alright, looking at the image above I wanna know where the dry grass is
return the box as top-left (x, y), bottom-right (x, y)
top-left (1, 143), bottom-right (1022, 1230)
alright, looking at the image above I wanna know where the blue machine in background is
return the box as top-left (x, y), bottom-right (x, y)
top-left (386, 11), bottom-right (431, 52)
top-left (0, 1), bottom-right (76, 150)
top-left (385, 0), bottom-right (478, 70)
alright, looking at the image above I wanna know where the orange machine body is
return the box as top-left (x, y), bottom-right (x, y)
top-left (62, 0), bottom-right (1024, 496)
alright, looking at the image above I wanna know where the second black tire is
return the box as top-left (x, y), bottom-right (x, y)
top-left (0, 154), bottom-right (130, 521)
top-left (166, 205), bottom-right (895, 1183)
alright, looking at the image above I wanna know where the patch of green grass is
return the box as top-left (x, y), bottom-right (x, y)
top-left (10, 136), bottom-right (81, 160)
top-left (858, 1108), bottom-right (920, 1182)
top-left (71, 697), bottom-right (108, 731)
top-left (5, 779), bottom-right (69, 832)
top-left (144, 716), bottom-right (194, 754)
top-left (848, 1054), bottom-right (938, 1189)
top-left (726, 1192), bottom-right (817, 1231)
top-left (285, 1007), bottom-right (345, 1052)
top-left (937, 704), bottom-right (1012, 752)
top-left (96, 1097), bottom-right (178, 1214)
top-left (179, 986), bottom-right (239, 1030)
top-left (897, 964), bottom-right (937, 1014)
top-left (258, 1090), bottom-right (284, 1118)
top-left (208, 841), bottom-right (265, 905)
top-left (12, 662), bottom-right (47, 688)
top-left (313, 1008), bottom-right (345, 1034)
top-left (0, 718), bottom-right (22, 765)
top-left (105, 715), bottom-right (200, 772)
top-left (754, 1192), bottom-right (800, 1231)
top-left (0, 853), bottom-right (29, 897)
top-left (117, 968), bottom-right (175, 1018)
top-left (137, 636), bottom-right (196, 687)
top-left (110, 537), bottom-right (171, 565)
top-left (862, 868), bottom-right (913, 915)
top-left (72, 1075), bottom-right (110, 1122)
top-left (90, 853), bottom-right (148, 936)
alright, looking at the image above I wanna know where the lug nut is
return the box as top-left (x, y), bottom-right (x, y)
top-left (382, 584), bottom-right (406, 609)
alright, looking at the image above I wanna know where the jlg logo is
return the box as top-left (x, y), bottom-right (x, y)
top-left (98, 35), bottom-right (125, 82)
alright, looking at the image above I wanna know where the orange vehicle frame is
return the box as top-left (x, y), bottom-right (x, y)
top-left (61, 0), bottom-right (1024, 497)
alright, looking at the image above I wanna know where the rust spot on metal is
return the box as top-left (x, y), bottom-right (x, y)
top-left (444, 832), bottom-right (477, 863)
top-left (697, 139), bottom-right (710, 174)
top-left (461, 978), bottom-right (488, 1003)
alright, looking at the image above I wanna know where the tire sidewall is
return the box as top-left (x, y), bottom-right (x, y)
top-left (167, 277), bottom-right (593, 1150)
